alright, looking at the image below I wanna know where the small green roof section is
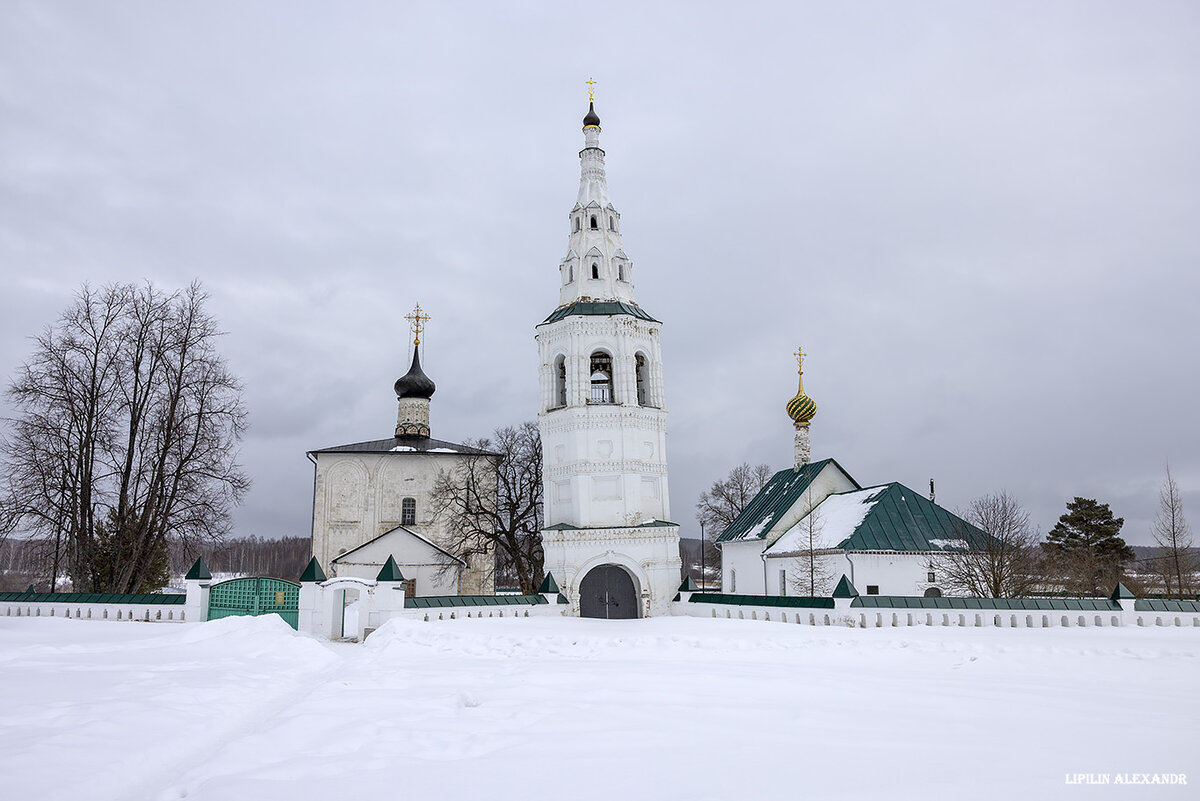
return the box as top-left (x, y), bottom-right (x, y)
top-left (376, 555), bottom-right (406, 582)
top-left (540, 300), bottom-right (659, 325)
top-left (714, 459), bottom-right (859, 543)
top-left (299, 557), bottom-right (327, 583)
top-left (1110, 582), bottom-right (1136, 600)
top-left (185, 557), bottom-right (212, 581)
top-left (679, 576), bottom-right (699, 592)
top-left (538, 573), bottom-right (560, 594)
top-left (832, 575), bottom-right (859, 598)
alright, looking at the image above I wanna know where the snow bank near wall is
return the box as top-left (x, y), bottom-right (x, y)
top-left (2, 616), bottom-right (1197, 801)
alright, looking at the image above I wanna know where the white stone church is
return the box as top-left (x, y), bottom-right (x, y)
top-left (305, 89), bottom-right (990, 616)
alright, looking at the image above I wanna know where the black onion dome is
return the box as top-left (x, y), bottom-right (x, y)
top-left (583, 101), bottom-right (600, 128)
top-left (394, 348), bottom-right (436, 399)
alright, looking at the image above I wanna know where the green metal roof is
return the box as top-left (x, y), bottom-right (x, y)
top-left (830, 483), bottom-right (993, 552)
top-left (1110, 582), bottom-right (1136, 600)
top-left (1135, 599), bottom-right (1200, 613)
top-left (540, 300), bottom-right (659, 325)
top-left (852, 596), bottom-right (1121, 611)
top-left (686, 592), bottom-right (835, 609)
top-left (715, 460), bottom-right (858, 543)
top-left (299, 557), bottom-right (327, 583)
top-left (405, 594), bottom-right (548, 609)
top-left (184, 557), bottom-right (212, 581)
top-left (538, 573), bottom-right (561, 594)
top-left (678, 576), bottom-right (699, 592)
top-left (0, 591), bottom-right (186, 605)
top-left (375, 555), bottom-right (406, 582)
top-left (544, 519), bottom-right (677, 532)
top-left (832, 575), bottom-right (859, 598)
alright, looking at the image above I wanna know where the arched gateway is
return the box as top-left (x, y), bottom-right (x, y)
top-left (579, 564), bottom-right (639, 619)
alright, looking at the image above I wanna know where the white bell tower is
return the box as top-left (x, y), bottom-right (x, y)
top-left (536, 85), bottom-right (682, 618)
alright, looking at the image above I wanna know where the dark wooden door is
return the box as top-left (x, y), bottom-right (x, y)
top-left (579, 565), bottom-right (638, 619)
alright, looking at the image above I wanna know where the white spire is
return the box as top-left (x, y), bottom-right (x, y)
top-left (557, 100), bottom-right (636, 307)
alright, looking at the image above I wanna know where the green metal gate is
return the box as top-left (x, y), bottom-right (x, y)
top-left (208, 577), bottom-right (300, 629)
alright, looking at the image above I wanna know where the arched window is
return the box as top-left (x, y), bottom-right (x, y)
top-left (591, 263), bottom-right (600, 280)
top-left (635, 353), bottom-right (649, 406)
top-left (574, 217), bottom-right (580, 232)
top-left (590, 215), bottom-right (598, 229)
top-left (609, 216), bottom-right (615, 230)
top-left (553, 355), bottom-right (567, 408)
top-left (401, 497), bottom-right (416, 526)
top-left (589, 351), bottom-right (614, 404)
top-left (568, 264), bottom-right (574, 282)
top-left (618, 263), bottom-right (625, 282)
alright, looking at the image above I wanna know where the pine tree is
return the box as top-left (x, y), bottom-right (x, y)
top-left (1042, 497), bottom-right (1133, 596)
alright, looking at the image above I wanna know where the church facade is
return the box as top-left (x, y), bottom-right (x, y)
top-left (716, 355), bottom-right (994, 597)
top-left (308, 315), bottom-right (495, 595)
top-left (535, 95), bottom-right (682, 618)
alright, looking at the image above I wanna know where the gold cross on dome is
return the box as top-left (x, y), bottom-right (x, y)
top-left (794, 346), bottom-right (806, 374)
top-left (406, 303), bottom-right (431, 346)
top-left (586, 77), bottom-right (596, 103)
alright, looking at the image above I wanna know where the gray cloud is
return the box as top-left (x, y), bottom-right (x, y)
top-left (2, 1), bottom-right (1197, 546)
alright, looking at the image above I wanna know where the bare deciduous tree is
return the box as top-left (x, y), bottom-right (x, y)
top-left (0, 282), bottom-right (248, 593)
top-left (937, 491), bottom-right (1040, 598)
top-left (1152, 462), bottom-right (1195, 599)
top-left (786, 495), bottom-right (835, 597)
top-left (696, 462), bottom-right (772, 536)
top-left (429, 422), bottom-right (543, 594)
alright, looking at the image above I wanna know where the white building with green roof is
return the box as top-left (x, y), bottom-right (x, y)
top-left (716, 357), bottom-right (992, 597)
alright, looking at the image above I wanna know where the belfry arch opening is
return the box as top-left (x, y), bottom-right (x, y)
top-left (589, 351), bottom-right (614, 404)
top-left (590, 215), bottom-right (598, 229)
top-left (635, 353), bottom-right (650, 406)
top-left (553, 354), bottom-right (567, 408)
top-left (591, 263), bottom-right (600, 280)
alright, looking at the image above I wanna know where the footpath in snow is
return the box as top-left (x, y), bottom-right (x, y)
top-left (1, 614), bottom-right (1196, 801)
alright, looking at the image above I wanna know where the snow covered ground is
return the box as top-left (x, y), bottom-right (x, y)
top-left (2, 615), bottom-right (1196, 801)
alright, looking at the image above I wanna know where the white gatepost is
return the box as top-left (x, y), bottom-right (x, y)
top-left (832, 574), bottom-right (858, 625)
top-left (1111, 581), bottom-right (1137, 626)
top-left (183, 557), bottom-right (212, 623)
top-left (298, 557), bottom-right (327, 636)
top-left (371, 556), bottom-right (409, 634)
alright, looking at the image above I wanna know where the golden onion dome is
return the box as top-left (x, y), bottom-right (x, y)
top-left (786, 346), bottom-right (817, 425)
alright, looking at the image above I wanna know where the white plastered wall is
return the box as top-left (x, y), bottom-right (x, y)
top-left (311, 450), bottom-right (494, 594)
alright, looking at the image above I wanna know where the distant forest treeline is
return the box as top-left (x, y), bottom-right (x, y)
top-left (1, 536), bottom-right (312, 592)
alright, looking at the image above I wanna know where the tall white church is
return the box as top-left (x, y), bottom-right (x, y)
top-left (536, 94), bottom-right (682, 618)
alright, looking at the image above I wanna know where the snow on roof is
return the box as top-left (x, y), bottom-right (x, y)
top-left (927, 538), bottom-right (971, 552)
top-left (766, 486), bottom-right (887, 554)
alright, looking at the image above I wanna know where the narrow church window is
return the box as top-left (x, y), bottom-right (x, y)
top-left (574, 217), bottom-right (580, 232)
top-left (405, 579), bottom-right (416, 598)
top-left (927, 571), bottom-right (936, 582)
top-left (591, 263), bottom-right (599, 280)
top-left (635, 353), bottom-right (648, 406)
top-left (554, 355), bottom-right (567, 408)
top-left (866, 585), bottom-right (879, 595)
top-left (589, 351), bottom-right (614, 404)
top-left (568, 265), bottom-right (574, 282)
top-left (618, 264), bottom-right (625, 282)
top-left (590, 215), bottom-right (598, 229)
top-left (609, 216), bottom-right (615, 230)
top-left (401, 497), bottom-right (416, 525)
top-left (731, 569), bottom-right (737, 593)
top-left (779, 570), bottom-right (787, 596)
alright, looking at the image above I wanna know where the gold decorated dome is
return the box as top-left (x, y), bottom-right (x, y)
top-left (786, 346), bottom-right (817, 426)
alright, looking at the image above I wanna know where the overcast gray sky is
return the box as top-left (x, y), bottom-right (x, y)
top-left (2, 1), bottom-right (1198, 547)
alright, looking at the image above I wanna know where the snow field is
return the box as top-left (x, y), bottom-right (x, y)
top-left (1, 615), bottom-right (1196, 801)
